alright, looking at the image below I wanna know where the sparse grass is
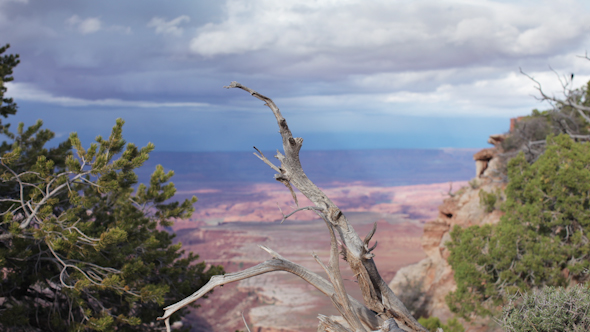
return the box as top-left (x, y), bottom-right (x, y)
top-left (454, 187), bottom-right (467, 196)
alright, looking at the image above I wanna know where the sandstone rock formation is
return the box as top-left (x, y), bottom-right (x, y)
top-left (389, 137), bottom-right (507, 331)
top-left (473, 148), bottom-right (496, 178)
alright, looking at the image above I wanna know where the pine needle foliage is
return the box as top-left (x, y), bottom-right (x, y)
top-left (446, 134), bottom-right (590, 319)
top-left (0, 43), bottom-right (19, 131)
top-left (0, 44), bottom-right (223, 331)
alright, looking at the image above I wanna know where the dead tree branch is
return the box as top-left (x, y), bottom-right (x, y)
top-left (315, 211), bottom-right (365, 331)
top-left (159, 246), bottom-right (382, 330)
top-left (159, 82), bottom-right (427, 332)
top-left (520, 67), bottom-right (590, 127)
top-left (279, 205), bottom-right (323, 224)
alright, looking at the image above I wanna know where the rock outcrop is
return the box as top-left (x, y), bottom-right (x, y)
top-left (389, 137), bottom-right (507, 330)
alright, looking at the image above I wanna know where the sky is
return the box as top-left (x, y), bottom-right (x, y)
top-left (2, 0), bottom-right (590, 152)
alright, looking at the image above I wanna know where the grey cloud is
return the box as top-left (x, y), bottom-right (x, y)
top-left (6, 82), bottom-right (209, 108)
top-left (66, 15), bottom-right (102, 34)
top-left (147, 15), bottom-right (190, 36)
top-left (1, 0), bottom-right (590, 152)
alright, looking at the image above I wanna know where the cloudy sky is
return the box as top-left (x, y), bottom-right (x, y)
top-left (2, 0), bottom-right (590, 151)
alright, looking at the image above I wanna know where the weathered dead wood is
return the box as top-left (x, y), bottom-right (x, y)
top-left (314, 211), bottom-right (365, 332)
top-left (159, 82), bottom-right (427, 332)
top-left (318, 314), bottom-right (352, 332)
top-left (520, 67), bottom-right (590, 129)
top-left (377, 318), bottom-right (410, 332)
top-left (224, 81), bottom-right (426, 331)
top-left (159, 246), bottom-right (381, 330)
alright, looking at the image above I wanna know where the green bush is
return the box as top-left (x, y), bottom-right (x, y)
top-left (478, 189), bottom-right (498, 213)
top-left (446, 135), bottom-right (590, 319)
top-left (500, 285), bottom-right (590, 332)
top-left (418, 316), bottom-right (465, 332)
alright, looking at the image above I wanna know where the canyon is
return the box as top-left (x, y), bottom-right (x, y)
top-left (139, 149), bottom-right (480, 331)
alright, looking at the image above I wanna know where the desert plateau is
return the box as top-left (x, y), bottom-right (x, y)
top-left (139, 149), bottom-right (476, 331)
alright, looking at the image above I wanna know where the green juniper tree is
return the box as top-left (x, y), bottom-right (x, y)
top-left (446, 134), bottom-right (590, 319)
top-left (0, 44), bottom-right (223, 331)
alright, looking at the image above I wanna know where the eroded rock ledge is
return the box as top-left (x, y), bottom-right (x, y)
top-left (389, 135), bottom-right (507, 331)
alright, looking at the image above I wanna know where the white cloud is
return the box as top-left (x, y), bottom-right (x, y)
top-left (189, 0), bottom-right (590, 73)
top-left (273, 69), bottom-right (590, 119)
top-left (66, 15), bottom-right (102, 34)
top-left (65, 15), bottom-right (132, 35)
top-left (181, 0), bottom-right (590, 119)
top-left (148, 15), bottom-right (190, 36)
top-left (5, 83), bottom-right (208, 108)
top-left (382, 72), bottom-right (536, 111)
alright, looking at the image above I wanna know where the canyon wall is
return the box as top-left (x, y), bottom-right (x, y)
top-left (389, 137), bottom-right (506, 331)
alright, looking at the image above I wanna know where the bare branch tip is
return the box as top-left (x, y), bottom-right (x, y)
top-left (223, 81), bottom-right (241, 89)
top-left (259, 245), bottom-right (281, 259)
top-left (364, 222), bottom-right (377, 246)
top-left (164, 318), bottom-right (171, 332)
top-left (242, 312), bottom-right (252, 332)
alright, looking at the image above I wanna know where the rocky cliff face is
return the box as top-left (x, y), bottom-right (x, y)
top-left (389, 137), bottom-right (507, 330)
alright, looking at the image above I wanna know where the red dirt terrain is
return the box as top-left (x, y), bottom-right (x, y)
top-left (179, 181), bottom-right (466, 224)
top-left (169, 181), bottom-right (467, 332)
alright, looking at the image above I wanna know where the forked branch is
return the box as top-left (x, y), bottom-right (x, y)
top-left (159, 83), bottom-right (427, 332)
top-left (158, 246), bottom-right (381, 330)
top-left (224, 82), bottom-right (426, 331)
top-left (520, 67), bottom-right (590, 127)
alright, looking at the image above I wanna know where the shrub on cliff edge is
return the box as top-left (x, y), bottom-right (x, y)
top-left (446, 134), bottom-right (590, 319)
